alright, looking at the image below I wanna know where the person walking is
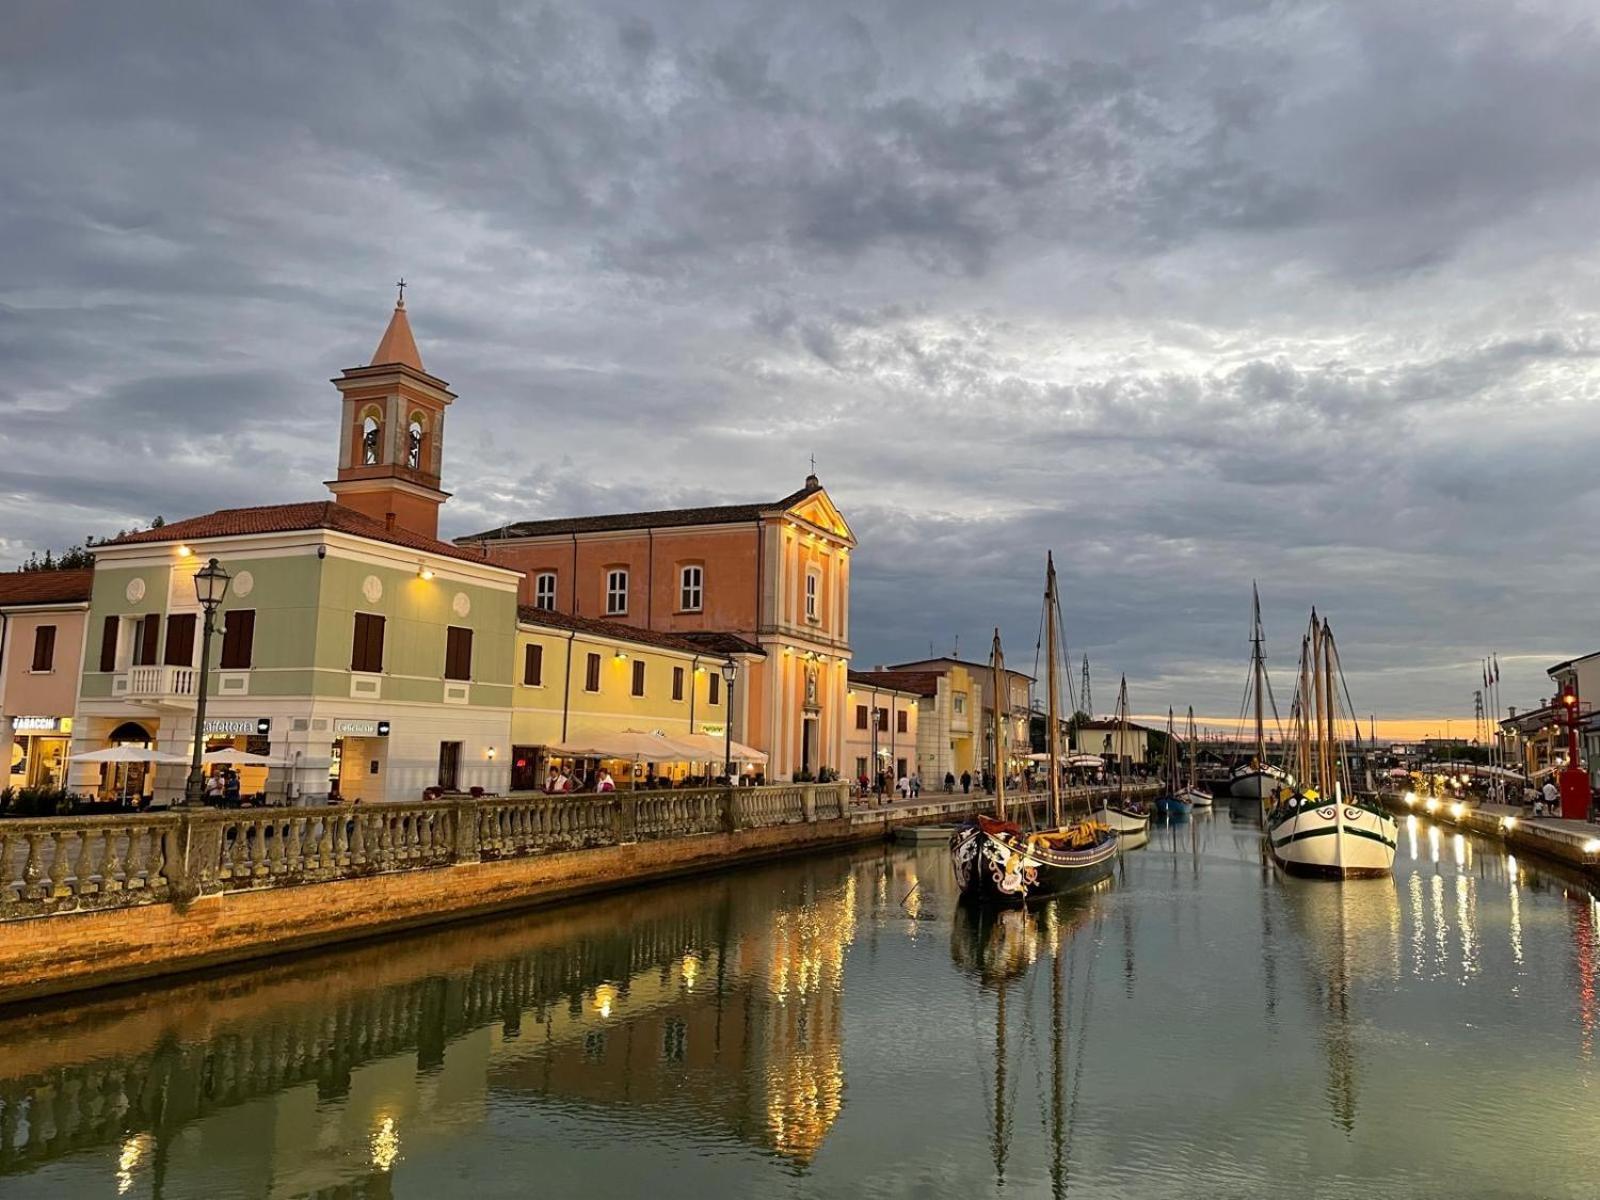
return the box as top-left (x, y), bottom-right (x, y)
top-left (945, 771), bottom-right (956, 793)
top-left (1543, 778), bottom-right (1559, 816)
top-left (223, 767), bottom-right (241, 805)
top-left (961, 770), bottom-right (972, 794)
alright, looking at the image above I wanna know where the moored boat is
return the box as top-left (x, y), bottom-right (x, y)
top-left (1180, 706), bottom-right (1212, 808)
top-left (1096, 676), bottom-right (1151, 846)
top-left (1230, 584), bottom-right (1293, 801)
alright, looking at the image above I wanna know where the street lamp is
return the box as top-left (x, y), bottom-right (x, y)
top-left (184, 557), bottom-right (231, 806)
top-left (871, 705), bottom-right (882, 795)
top-left (721, 658), bottom-right (738, 784)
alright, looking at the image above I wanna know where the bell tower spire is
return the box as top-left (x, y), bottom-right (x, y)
top-left (327, 289), bottom-right (454, 537)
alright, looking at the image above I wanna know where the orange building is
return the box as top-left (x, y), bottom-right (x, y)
top-left (459, 480), bottom-right (854, 781)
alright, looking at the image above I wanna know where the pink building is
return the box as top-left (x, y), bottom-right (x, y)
top-left (0, 570), bottom-right (93, 791)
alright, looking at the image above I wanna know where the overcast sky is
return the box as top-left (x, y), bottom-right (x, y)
top-left (4, 0), bottom-right (1599, 729)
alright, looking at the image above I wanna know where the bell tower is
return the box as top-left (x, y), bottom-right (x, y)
top-left (327, 285), bottom-right (454, 538)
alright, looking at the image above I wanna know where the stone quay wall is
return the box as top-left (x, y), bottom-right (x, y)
top-left (0, 782), bottom-right (1156, 1007)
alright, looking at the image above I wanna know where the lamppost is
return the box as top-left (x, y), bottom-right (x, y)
top-left (184, 557), bottom-right (231, 807)
top-left (721, 658), bottom-right (738, 784)
top-left (870, 705), bottom-right (881, 795)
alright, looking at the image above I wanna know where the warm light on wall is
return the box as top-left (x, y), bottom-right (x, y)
top-left (614, 650), bottom-right (628, 660)
top-left (417, 564), bottom-right (434, 580)
top-left (486, 746), bottom-right (496, 760)
top-left (177, 544), bottom-right (192, 557)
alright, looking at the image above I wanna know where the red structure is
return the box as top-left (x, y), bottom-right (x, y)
top-left (1556, 687), bottom-right (1591, 820)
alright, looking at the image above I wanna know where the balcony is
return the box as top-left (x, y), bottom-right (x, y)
top-left (114, 665), bottom-right (198, 704)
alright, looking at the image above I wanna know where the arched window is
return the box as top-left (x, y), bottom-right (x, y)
top-left (406, 414), bottom-right (425, 470)
top-left (360, 411), bottom-right (382, 466)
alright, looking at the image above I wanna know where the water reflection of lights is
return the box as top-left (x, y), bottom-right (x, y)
top-left (594, 983), bottom-right (618, 1019)
top-left (1409, 873), bottom-right (1426, 977)
top-left (1455, 874), bottom-right (1477, 978)
top-left (1407, 815), bottom-right (1419, 860)
top-left (1424, 796), bottom-right (1440, 814)
top-left (1403, 790), bottom-right (1417, 806)
top-left (681, 953), bottom-right (700, 991)
top-left (371, 1116), bottom-right (400, 1172)
top-left (1431, 874), bottom-right (1447, 970)
top-left (116, 1133), bottom-right (152, 1196)
top-left (1508, 858), bottom-right (1523, 970)
top-left (1428, 824), bottom-right (1441, 865)
top-left (1452, 833), bottom-right (1466, 870)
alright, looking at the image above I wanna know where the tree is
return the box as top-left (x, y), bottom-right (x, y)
top-left (17, 516), bottom-right (164, 571)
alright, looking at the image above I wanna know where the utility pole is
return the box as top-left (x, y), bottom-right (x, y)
top-left (1081, 654), bottom-right (1093, 720)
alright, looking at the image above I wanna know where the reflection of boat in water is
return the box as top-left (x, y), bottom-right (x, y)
top-left (1278, 874), bottom-right (1401, 1131)
top-left (1266, 613), bottom-right (1396, 880)
top-left (952, 561), bottom-right (1117, 904)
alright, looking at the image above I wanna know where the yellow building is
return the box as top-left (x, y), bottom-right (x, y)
top-left (843, 670), bottom-right (924, 787)
top-left (509, 607), bottom-right (764, 788)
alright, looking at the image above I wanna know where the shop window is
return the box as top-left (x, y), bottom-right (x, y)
top-left (672, 666), bottom-right (685, 701)
top-left (510, 746), bottom-right (539, 791)
top-left (679, 565), bottom-right (703, 612)
top-left (98, 615), bottom-right (118, 672)
top-left (606, 569), bottom-right (628, 615)
top-left (855, 704), bottom-right (868, 730)
top-left (220, 609), bottom-right (255, 669)
top-left (163, 613), bottom-right (196, 667)
top-left (352, 613), bottom-right (385, 673)
top-left (709, 674), bottom-right (721, 706)
top-left (855, 756), bottom-right (868, 779)
top-left (585, 652), bottom-right (601, 692)
top-left (534, 572), bottom-right (556, 611)
top-left (898, 710), bottom-right (909, 734)
top-left (437, 741), bottom-right (461, 790)
top-left (523, 643), bottom-right (544, 687)
top-left (631, 659), bottom-right (646, 697)
top-left (133, 614), bottom-right (160, 666)
top-left (30, 625), bottom-right (56, 672)
top-left (445, 626), bottom-right (473, 681)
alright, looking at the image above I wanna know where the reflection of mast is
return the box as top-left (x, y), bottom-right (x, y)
top-left (1050, 917), bottom-right (1065, 1200)
top-left (992, 977), bottom-right (1011, 1187)
top-left (1322, 889), bottom-right (1357, 1132)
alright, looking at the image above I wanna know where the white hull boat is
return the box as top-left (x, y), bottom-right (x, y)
top-left (1266, 797), bottom-right (1397, 879)
top-left (1229, 766), bottom-right (1286, 800)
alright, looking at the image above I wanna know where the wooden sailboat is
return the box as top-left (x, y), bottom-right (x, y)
top-left (1264, 611), bottom-right (1397, 879)
top-left (1096, 675), bottom-right (1151, 845)
top-left (1230, 583), bottom-right (1290, 800)
top-left (1178, 706), bottom-right (1212, 808)
top-left (1156, 707), bottom-right (1193, 817)
top-left (950, 555), bottom-right (1119, 903)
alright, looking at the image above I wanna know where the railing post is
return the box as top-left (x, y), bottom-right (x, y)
top-left (722, 786), bottom-right (741, 833)
top-left (453, 798), bottom-right (480, 863)
top-left (169, 810), bottom-right (220, 904)
top-left (803, 785), bottom-right (817, 823)
top-left (615, 795), bottom-right (638, 844)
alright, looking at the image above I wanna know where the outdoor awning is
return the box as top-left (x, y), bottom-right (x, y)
top-left (546, 730), bottom-right (706, 761)
top-left (74, 746), bottom-right (188, 764)
top-left (203, 748), bottom-right (280, 767)
top-left (671, 732), bottom-right (769, 763)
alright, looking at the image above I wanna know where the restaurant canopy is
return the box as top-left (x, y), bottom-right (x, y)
top-left (73, 746), bottom-right (189, 764)
top-left (546, 730), bottom-right (707, 761)
top-left (203, 748), bottom-right (281, 766)
top-left (671, 733), bottom-right (769, 764)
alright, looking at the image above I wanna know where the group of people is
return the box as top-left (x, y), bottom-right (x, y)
top-left (202, 767), bottom-right (243, 804)
top-left (545, 767), bottom-right (616, 794)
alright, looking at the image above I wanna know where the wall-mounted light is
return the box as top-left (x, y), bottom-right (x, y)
top-left (614, 650), bottom-right (628, 660)
top-left (418, 564), bottom-right (435, 581)
top-left (486, 746), bottom-right (496, 760)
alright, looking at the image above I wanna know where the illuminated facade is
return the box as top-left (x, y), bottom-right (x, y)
top-left (844, 669), bottom-right (926, 784)
top-left (0, 569), bottom-right (91, 791)
top-left (462, 482), bottom-right (856, 781)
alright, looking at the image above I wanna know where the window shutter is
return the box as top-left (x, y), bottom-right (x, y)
top-left (164, 613), bottom-right (196, 667)
top-left (898, 710), bottom-right (908, 734)
top-left (31, 625), bottom-right (56, 671)
top-left (524, 643), bottom-right (543, 686)
top-left (99, 616), bottom-right (119, 672)
top-left (632, 659), bottom-right (645, 696)
top-left (369, 615), bottom-right (386, 672)
top-left (673, 667), bottom-right (684, 701)
top-left (586, 652), bottom-right (600, 691)
top-left (139, 613), bottom-right (160, 665)
top-left (221, 609), bottom-right (255, 669)
top-left (445, 627), bottom-right (473, 680)
top-left (856, 705), bottom-right (868, 730)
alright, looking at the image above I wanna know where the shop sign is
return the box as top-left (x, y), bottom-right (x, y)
top-left (203, 717), bottom-right (270, 736)
top-left (11, 716), bottom-right (70, 734)
top-left (700, 724), bottom-right (726, 737)
top-left (334, 719), bottom-right (391, 737)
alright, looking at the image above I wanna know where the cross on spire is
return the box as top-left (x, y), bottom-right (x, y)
top-left (809, 452), bottom-right (816, 473)
top-left (395, 277), bottom-right (407, 308)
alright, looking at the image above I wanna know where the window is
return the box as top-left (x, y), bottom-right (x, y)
top-left (351, 613), bottom-right (385, 673)
top-left (631, 659), bottom-right (646, 697)
top-left (954, 692), bottom-right (966, 715)
top-left (680, 565), bottom-right (703, 612)
top-left (445, 626), bottom-right (473, 681)
top-left (510, 746), bottom-right (539, 791)
top-left (30, 625), bottom-right (56, 672)
top-left (219, 609), bottom-right (255, 670)
top-left (672, 666), bottom-right (685, 701)
top-left (406, 416), bottom-right (424, 469)
top-left (855, 704), bottom-right (868, 730)
top-left (361, 412), bottom-right (381, 465)
top-left (585, 652), bottom-right (601, 692)
top-left (805, 570), bottom-right (819, 621)
top-left (437, 741), bottom-right (461, 790)
top-left (99, 615), bottom-right (118, 672)
top-left (898, 710), bottom-right (909, 734)
top-left (534, 572), bottom-right (557, 611)
top-left (163, 614), bottom-right (196, 667)
top-left (605, 569), bottom-right (628, 615)
top-left (523, 643), bottom-right (544, 686)
top-left (709, 673), bottom-right (721, 706)
top-left (134, 614), bottom-right (160, 666)
top-left (855, 756), bottom-right (868, 779)
top-left (877, 708), bottom-right (889, 732)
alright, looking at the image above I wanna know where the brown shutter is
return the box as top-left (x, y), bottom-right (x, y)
top-left (220, 609), bottom-right (255, 669)
top-left (856, 705), bottom-right (868, 729)
top-left (138, 613), bottom-right (160, 665)
top-left (672, 667), bottom-right (684, 701)
top-left (99, 616), bottom-right (119, 672)
top-left (898, 710), bottom-right (908, 734)
top-left (31, 625), bottom-right (56, 671)
top-left (164, 613), bottom-right (196, 666)
top-left (524, 643), bottom-right (543, 686)
top-left (632, 659), bottom-right (645, 696)
top-left (445, 627), bottom-right (472, 680)
top-left (354, 614), bottom-right (386, 673)
top-left (709, 674), bottom-right (720, 705)
top-left (586, 653), bottom-right (600, 691)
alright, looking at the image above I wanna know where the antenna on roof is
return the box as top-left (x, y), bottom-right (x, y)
top-left (953, 635), bottom-right (960, 658)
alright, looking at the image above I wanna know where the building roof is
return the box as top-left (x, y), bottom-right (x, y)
top-left (459, 481), bottom-right (824, 542)
top-left (848, 669), bottom-right (940, 697)
top-left (1548, 651), bottom-right (1600, 675)
top-left (369, 300), bottom-right (424, 372)
top-left (101, 502), bottom-right (507, 568)
top-left (516, 606), bottom-right (764, 658)
top-left (0, 569), bottom-right (94, 607)
top-left (884, 655), bottom-right (1036, 683)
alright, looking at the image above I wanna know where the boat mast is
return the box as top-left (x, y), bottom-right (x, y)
top-left (1321, 617), bottom-right (1339, 799)
top-left (1309, 610), bottom-right (1327, 793)
top-left (1167, 707), bottom-right (1177, 792)
top-left (1252, 583), bottom-right (1266, 766)
top-left (1117, 677), bottom-right (1129, 803)
top-left (1046, 553), bottom-right (1063, 827)
top-left (1187, 706), bottom-right (1199, 791)
top-left (991, 627), bottom-right (1008, 824)
top-left (1296, 630), bottom-right (1313, 788)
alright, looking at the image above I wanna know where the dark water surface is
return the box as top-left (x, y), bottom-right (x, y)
top-left (4, 808), bottom-right (1599, 1199)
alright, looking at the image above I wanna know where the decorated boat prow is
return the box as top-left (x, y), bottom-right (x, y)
top-left (951, 814), bottom-right (1119, 904)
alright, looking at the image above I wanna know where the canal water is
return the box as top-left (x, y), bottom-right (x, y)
top-left (4, 808), bottom-right (1599, 1199)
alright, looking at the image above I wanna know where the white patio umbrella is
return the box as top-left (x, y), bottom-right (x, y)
top-left (72, 746), bottom-right (188, 804)
top-left (202, 748), bottom-right (281, 766)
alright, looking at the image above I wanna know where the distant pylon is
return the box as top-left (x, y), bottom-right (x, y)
top-left (1474, 688), bottom-right (1485, 745)
top-left (1081, 654), bottom-right (1093, 719)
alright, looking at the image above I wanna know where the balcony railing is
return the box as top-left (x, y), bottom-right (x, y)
top-left (123, 664), bottom-right (197, 701)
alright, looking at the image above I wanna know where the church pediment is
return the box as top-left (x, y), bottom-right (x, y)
top-left (786, 490), bottom-right (855, 544)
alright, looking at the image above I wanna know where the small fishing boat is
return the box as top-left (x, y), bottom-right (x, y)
top-left (951, 557), bottom-right (1119, 904)
top-left (1177, 706), bottom-right (1212, 809)
top-left (1155, 708), bottom-right (1193, 818)
top-left (1097, 676), bottom-right (1151, 846)
top-left (1230, 584), bottom-right (1292, 801)
top-left (1264, 611), bottom-right (1396, 879)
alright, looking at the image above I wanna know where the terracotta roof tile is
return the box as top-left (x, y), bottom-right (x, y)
top-left (517, 606), bottom-right (765, 658)
top-left (848, 669), bottom-right (940, 697)
top-left (459, 483), bottom-right (823, 542)
top-left (102, 502), bottom-right (509, 568)
top-left (0, 569), bottom-right (94, 606)
top-left (370, 302), bottom-right (424, 372)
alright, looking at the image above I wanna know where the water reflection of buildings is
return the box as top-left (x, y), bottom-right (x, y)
top-left (0, 857), bottom-right (864, 1194)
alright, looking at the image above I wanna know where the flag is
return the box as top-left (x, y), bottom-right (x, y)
top-left (1493, 654), bottom-right (1500, 684)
